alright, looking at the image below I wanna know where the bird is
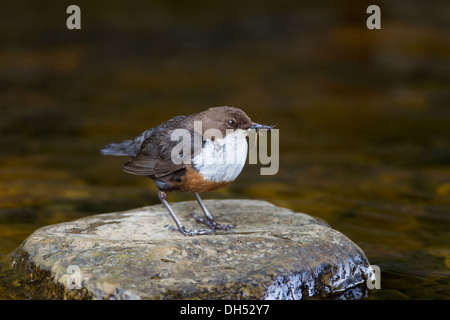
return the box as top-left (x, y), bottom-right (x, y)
top-left (100, 106), bottom-right (271, 236)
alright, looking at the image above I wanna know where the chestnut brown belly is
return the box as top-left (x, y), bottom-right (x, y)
top-left (152, 166), bottom-right (234, 193)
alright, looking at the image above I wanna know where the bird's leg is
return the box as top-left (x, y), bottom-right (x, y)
top-left (158, 191), bottom-right (214, 236)
top-left (193, 193), bottom-right (235, 231)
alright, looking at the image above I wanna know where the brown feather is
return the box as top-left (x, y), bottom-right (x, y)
top-left (122, 116), bottom-right (198, 177)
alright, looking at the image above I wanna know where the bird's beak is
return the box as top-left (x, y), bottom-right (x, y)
top-left (249, 122), bottom-right (272, 131)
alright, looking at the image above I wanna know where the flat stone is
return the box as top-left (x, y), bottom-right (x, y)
top-left (7, 200), bottom-right (374, 299)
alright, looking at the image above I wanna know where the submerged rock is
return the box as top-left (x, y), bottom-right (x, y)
top-left (7, 200), bottom-right (374, 299)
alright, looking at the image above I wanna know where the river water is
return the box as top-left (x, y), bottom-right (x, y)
top-left (0, 1), bottom-right (449, 299)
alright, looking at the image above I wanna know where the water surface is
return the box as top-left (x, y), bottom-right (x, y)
top-left (1, 0), bottom-right (449, 299)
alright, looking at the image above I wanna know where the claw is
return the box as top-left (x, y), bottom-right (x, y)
top-left (165, 224), bottom-right (215, 236)
top-left (193, 214), bottom-right (235, 231)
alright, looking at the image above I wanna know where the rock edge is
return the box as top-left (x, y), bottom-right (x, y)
top-left (7, 200), bottom-right (374, 299)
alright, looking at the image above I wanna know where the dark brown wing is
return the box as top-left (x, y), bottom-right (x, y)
top-left (122, 116), bottom-right (197, 177)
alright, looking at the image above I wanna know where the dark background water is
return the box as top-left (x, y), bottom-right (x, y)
top-left (1, 0), bottom-right (449, 299)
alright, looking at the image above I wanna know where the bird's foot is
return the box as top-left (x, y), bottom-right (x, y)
top-left (165, 224), bottom-right (215, 236)
top-left (193, 214), bottom-right (235, 231)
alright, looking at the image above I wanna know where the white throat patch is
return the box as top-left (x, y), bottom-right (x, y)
top-left (192, 129), bottom-right (249, 182)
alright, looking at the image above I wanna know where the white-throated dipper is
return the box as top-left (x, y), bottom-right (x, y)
top-left (100, 106), bottom-right (272, 236)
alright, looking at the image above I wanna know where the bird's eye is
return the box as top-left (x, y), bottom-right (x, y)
top-left (227, 119), bottom-right (237, 128)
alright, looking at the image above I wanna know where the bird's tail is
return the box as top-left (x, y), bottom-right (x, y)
top-left (99, 139), bottom-right (136, 156)
top-left (100, 129), bottom-right (153, 157)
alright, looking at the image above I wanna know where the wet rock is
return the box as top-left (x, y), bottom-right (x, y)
top-left (7, 200), bottom-right (374, 299)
